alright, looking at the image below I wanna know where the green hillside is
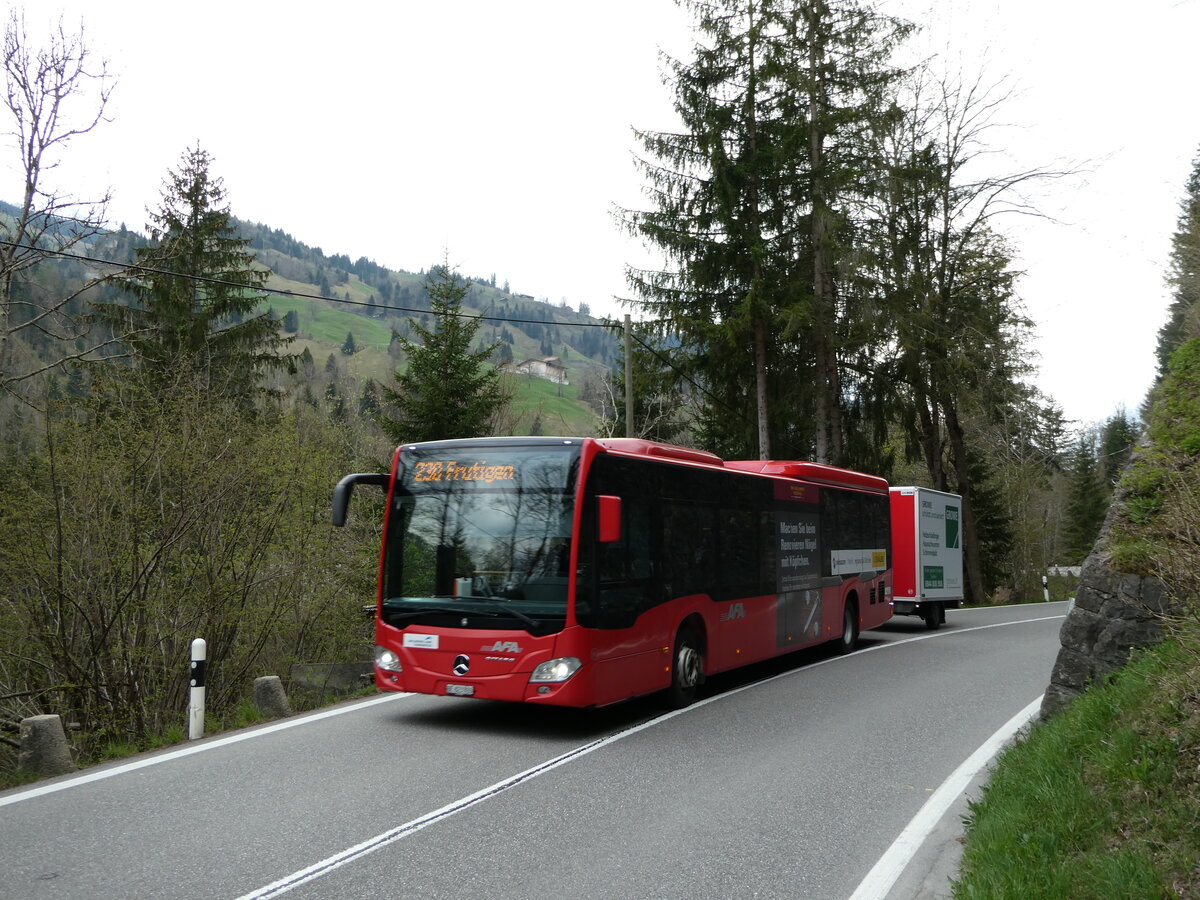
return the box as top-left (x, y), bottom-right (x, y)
top-left (264, 275), bottom-right (394, 349)
top-left (505, 373), bottom-right (596, 436)
top-left (243, 222), bottom-right (622, 436)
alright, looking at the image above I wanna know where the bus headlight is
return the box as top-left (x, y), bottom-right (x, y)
top-left (529, 657), bottom-right (581, 683)
top-left (375, 646), bottom-right (403, 673)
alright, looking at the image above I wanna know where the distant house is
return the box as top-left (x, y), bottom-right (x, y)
top-left (505, 356), bottom-right (569, 385)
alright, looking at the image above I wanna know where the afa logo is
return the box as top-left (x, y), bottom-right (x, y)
top-left (720, 602), bottom-right (746, 622)
top-left (481, 640), bottom-right (522, 654)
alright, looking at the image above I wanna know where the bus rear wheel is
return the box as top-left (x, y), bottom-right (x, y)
top-left (836, 602), bottom-right (859, 654)
top-left (667, 626), bottom-right (703, 708)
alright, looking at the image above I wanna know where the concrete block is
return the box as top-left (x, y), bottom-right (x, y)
top-left (252, 675), bottom-right (292, 719)
top-left (18, 714), bottom-right (75, 777)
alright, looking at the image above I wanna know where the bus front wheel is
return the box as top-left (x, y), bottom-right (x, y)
top-left (667, 626), bottom-right (703, 708)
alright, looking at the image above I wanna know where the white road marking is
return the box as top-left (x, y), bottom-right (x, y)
top-left (846, 695), bottom-right (1044, 900)
top-left (237, 614), bottom-right (1065, 898)
top-left (234, 715), bottom-right (676, 899)
top-left (4, 612), bottom-right (1064, 814)
top-left (0, 692), bottom-right (413, 809)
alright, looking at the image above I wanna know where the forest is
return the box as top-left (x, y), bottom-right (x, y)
top-left (0, 0), bottom-right (1161, 770)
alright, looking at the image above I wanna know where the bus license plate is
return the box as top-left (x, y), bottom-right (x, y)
top-left (446, 684), bottom-right (475, 697)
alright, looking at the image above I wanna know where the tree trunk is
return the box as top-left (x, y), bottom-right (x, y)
top-left (946, 402), bottom-right (987, 605)
top-left (914, 383), bottom-right (947, 491)
top-left (807, 4), bottom-right (842, 465)
top-left (745, 1), bottom-right (771, 461)
top-left (754, 317), bottom-right (770, 459)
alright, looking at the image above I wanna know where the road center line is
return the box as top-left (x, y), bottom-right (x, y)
top-left (846, 695), bottom-right (1044, 900)
top-left (236, 613), bottom-right (1065, 899)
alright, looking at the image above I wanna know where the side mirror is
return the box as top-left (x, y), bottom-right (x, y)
top-left (597, 494), bottom-right (622, 543)
top-left (331, 473), bottom-right (390, 526)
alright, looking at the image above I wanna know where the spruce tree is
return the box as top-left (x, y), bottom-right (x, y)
top-left (1099, 410), bottom-right (1138, 486)
top-left (357, 379), bottom-right (380, 419)
top-left (95, 145), bottom-right (291, 397)
top-left (379, 264), bottom-right (505, 443)
top-left (624, 0), bottom-right (910, 461)
top-left (626, 0), bottom-right (790, 459)
top-left (1063, 435), bottom-right (1108, 562)
top-left (1156, 149), bottom-right (1200, 373)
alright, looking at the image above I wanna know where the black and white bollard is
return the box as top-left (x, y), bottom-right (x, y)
top-left (188, 638), bottom-right (207, 740)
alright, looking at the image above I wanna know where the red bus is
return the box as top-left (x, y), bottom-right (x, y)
top-left (332, 436), bottom-right (892, 708)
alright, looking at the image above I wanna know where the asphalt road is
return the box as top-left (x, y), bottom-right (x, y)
top-left (0, 602), bottom-right (1068, 900)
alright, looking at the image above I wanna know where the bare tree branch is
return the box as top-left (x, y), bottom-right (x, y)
top-left (0, 9), bottom-right (113, 393)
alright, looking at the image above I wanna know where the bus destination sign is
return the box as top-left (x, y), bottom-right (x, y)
top-left (412, 460), bottom-right (517, 484)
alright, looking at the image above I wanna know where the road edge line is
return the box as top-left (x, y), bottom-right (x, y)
top-left (0, 692), bottom-right (412, 809)
top-left (846, 694), bottom-right (1044, 900)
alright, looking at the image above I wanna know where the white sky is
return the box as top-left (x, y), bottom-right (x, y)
top-left (9, 0), bottom-right (1200, 430)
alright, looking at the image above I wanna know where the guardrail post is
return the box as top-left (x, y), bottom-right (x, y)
top-left (188, 638), bottom-right (207, 740)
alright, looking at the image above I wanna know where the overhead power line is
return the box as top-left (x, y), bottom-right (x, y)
top-left (5, 238), bottom-right (750, 427)
top-left (0, 239), bottom-right (653, 330)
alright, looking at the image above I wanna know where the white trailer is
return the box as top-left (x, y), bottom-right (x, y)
top-left (889, 486), bottom-right (964, 629)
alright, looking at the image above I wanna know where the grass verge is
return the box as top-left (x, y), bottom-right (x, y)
top-left (953, 626), bottom-right (1200, 899)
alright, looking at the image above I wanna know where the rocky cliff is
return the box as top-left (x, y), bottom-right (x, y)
top-left (1040, 553), bottom-right (1169, 717)
top-left (1039, 449), bottom-right (1179, 719)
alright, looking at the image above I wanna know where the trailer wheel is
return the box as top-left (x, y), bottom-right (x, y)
top-left (923, 602), bottom-right (942, 630)
top-left (836, 601), bottom-right (859, 654)
top-left (666, 625), bottom-right (703, 708)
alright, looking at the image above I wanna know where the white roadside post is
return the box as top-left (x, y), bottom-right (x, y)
top-left (188, 638), bottom-right (207, 740)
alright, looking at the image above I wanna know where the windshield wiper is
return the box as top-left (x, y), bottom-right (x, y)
top-left (383, 605), bottom-right (482, 621)
top-left (447, 597), bottom-right (543, 629)
top-left (383, 600), bottom-right (542, 629)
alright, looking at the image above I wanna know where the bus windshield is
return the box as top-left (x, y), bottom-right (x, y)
top-left (381, 444), bottom-right (580, 633)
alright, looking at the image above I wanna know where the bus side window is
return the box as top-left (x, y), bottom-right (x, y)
top-left (759, 510), bottom-right (776, 593)
top-left (819, 491), bottom-right (834, 577)
top-left (627, 500), bottom-right (652, 580)
top-left (592, 495), bottom-right (653, 629)
top-left (597, 522), bottom-right (622, 583)
top-left (597, 496), bottom-right (644, 581)
top-left (662, 500), bottom-right (716, 598)
top-left (719, 506), bottom-right (758, 598)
